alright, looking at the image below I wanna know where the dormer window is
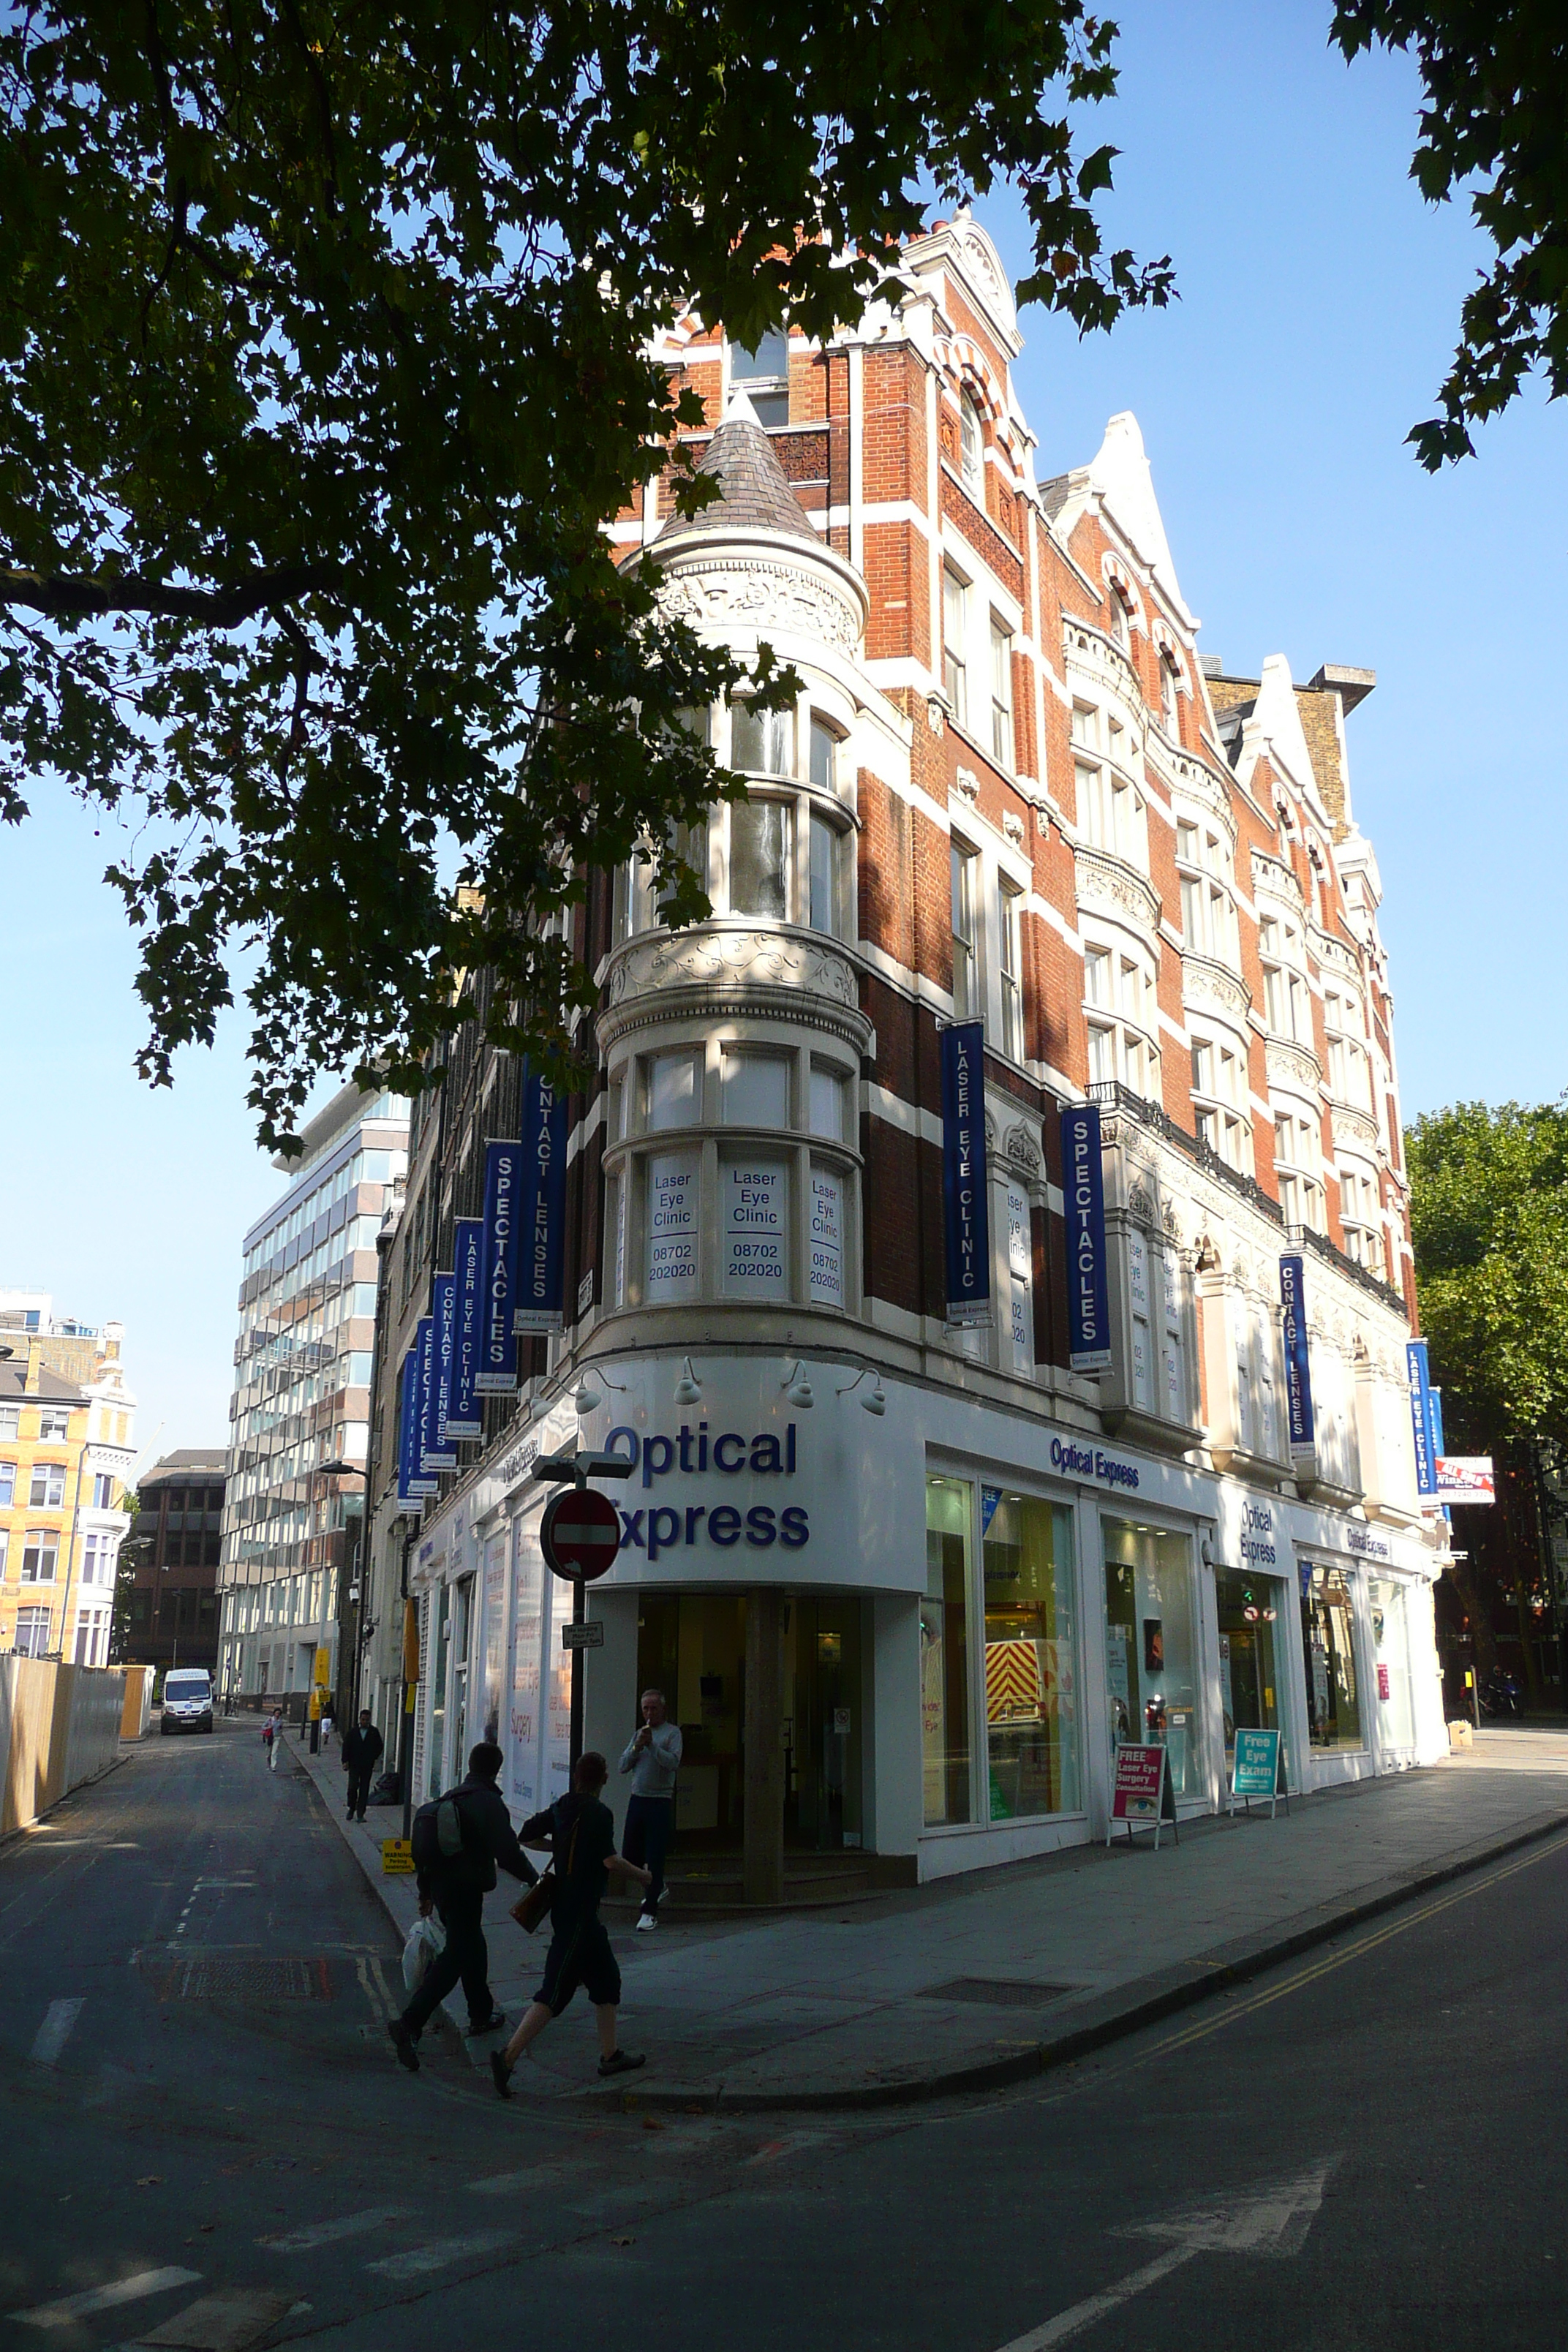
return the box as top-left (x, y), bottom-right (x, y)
top-left (960, 393), bottom-right (984, 497)
top-left (728, 326), bottom-right (790, 426)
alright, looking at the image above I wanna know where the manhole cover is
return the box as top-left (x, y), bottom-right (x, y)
top-left (146, 1957), bottom-right (332, 2001)
top-left (920, 1977), bottom-right (1075, 2007)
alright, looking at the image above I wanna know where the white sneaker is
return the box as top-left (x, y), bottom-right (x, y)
top-left (635, 1911), bottom-right (657, 1932)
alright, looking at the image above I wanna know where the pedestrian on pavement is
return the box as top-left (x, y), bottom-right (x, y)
top-left (489, 1750), bottom-right (652, 2095)
top-left (387, 1741), bottom-right (537, 2073)
top-left (618, 1687), bottom-right (682, 1931)
top-left (263, 1705), bottom-right (284, 1771)
top-left (342, 1708), bottom-right (384, 1821)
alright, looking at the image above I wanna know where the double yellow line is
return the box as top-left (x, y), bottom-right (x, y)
top-left (1149, 1826), bottom-right (1568, 2059)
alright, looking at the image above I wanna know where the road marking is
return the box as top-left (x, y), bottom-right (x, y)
top-left (29, 1999), bottom-right (83, 2068)
top-left (743, 2131), bottom-right (823, 2166)
top-left (1147, 1832), bottom-right (1568, 2061)
top-left (365, 2232), bottom-right (514, 2280)
top-left (354, 1956), bottom-right (401, 2021)
top-left (10, 2267), bottom-right (203, 2328)
top-left (467, 2163), bottom-right (582, 2196)
top-left (259, 2206), bottom-right (409, 2251)
top-left (991, 2163), bottom-right (1336, 2351)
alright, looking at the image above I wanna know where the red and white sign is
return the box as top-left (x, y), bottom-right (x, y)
top-left (1110, 1742), bottom-right (1166, 1823)
top-left (540, 1488), bottom-right (621, 1583)
top-left (1436, 1456), bottom-right (1496, 1504)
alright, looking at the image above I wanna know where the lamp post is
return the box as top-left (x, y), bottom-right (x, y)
top-left (310, 1456), bottom-right (366, 1752)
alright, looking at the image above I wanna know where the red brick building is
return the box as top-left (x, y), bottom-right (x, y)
top-left (371, 219), bottom-right (1447, 1886)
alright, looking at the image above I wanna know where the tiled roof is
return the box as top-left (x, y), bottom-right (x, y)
top-left (141, 1449), bottom-right (227, 1482)
top-left (655, 393), bottom-right (819, 553)
top-left (0, 1361), bottom-right (86, 1405)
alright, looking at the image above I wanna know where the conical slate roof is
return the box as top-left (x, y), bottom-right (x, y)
top-left (655, 389), bottom-right (818, 551)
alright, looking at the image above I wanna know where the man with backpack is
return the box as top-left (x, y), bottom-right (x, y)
top-left (489, 1749), bottom-right (652, 2095)
top-left (387, 1741), bottom-right (538, 2072)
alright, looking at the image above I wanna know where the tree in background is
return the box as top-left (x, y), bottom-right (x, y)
top-left (1333, 4), bottom-right (1568, 467)
top-left (1406, 1099), bottom-right (1568, 1704)
top-left (0, 3), bottom-right (1170, 1149)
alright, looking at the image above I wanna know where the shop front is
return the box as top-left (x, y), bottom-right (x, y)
top-left (1101, 1516), bottom-right (1205, 1806)
top-left (1298, 1556), bottom-right (1368, 1775)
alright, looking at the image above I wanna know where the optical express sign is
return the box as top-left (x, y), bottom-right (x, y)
top-left (591, 1421), bottom-right (1144, 1564)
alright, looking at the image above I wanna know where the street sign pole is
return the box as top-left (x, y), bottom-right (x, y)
top-left (534, 1443), bottom-right (631, 1776)
top-left (570, 1574), bottom-right (586, 1768)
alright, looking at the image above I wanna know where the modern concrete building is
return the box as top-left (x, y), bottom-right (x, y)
top-left (216, 1083), bottom-right (408, 1705)
top-left (361, 218), bottom-right (1448, 1887)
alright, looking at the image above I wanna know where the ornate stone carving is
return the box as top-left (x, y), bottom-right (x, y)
top-left (1074, 845), bottom-right (1161, 935)
top-left (1332, 1104), bottom-right (1380, 1153)
top-left (1061, 618), bottom-right (1145, 731)
top-left (1311, 924), bottom-right (1360, 979)
top-left (984, 1111), bottom-right (998, 1152)
top-left (1266, 1038), bottom-right (1322, 1099)
top-left (601, 924), bottom-right (870, 1055)
top-left (659, 554), bottom-right (863, 652)
top-left (1127, 1180), bottom-right (1155, 1226)
top-left (1002, 810), bottom-right (1025, 847)
top-left (1164, 1199), bottom-right (1181, 1241)
top-left (954, 766), bottom-right (980, 804)
top-left (1004, 1123), bottom-right (1041, 1177)
top-left (1251, 849), bottom-right (1305, 913)
top-left (1035, 804), bottom-right (1050, 837)
top-left (1181, 952), bottom-right (1251, 1023)
top-left (927, 696), bottom-right (947, 735)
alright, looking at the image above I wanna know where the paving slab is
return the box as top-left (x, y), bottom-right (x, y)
top-left (285, 1720), bottom-right (1568, 2111)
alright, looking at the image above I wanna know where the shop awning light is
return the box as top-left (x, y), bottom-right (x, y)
top-left (781, 1359), bottom-right (815, 1409)
top-left (674, 1357), bottom-right (703, 1407)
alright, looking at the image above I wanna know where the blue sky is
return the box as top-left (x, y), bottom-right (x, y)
top-left (1, 0), bottom-right (1563, 1454)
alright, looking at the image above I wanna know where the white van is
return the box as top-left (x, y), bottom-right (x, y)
top-left (162, 1667), bottom-right (214, 1734)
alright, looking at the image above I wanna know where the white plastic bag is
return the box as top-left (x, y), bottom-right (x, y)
top-left (401, 1910), bottom-right (447, 1993)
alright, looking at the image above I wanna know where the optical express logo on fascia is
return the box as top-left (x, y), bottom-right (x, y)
top-left (604, 1423), bottom-right (810, 1559)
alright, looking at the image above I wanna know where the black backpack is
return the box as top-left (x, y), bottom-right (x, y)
top-left (410, 1787), bottom-right (475, 1873)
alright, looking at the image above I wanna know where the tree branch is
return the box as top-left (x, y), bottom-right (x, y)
top-left (0, 564), bottom-right (335, 626)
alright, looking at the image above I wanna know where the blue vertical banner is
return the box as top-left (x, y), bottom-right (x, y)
top-left (423, 1272), bottom-right (457, 1474)
top-left (447, 1216), bottom-right (485, 1439)
top-left (514, 1070), bottom-right (568, 1335)
top-left (1279, 1254), bottom-right (1316, 1453)
top-left (412, 1315), bottom-right (440, 1482)
top-left (1061, 1103), bottom-right (1112, 1371)
top-left (1406, 1339), bottom-right (1439, 1497)
top-left (940, 1021), bottom-right (991, 1327)
top-left (476, 1139), bottom-right (519, 1394)
top-left (396, 1347), bottom-right (434, 1505)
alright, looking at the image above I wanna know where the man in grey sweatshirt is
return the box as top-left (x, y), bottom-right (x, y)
top-left (619, 1689), bottom-right (683, 1930)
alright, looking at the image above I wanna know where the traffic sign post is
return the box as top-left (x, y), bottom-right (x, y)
top-left (535, 1450), bottom-right (630, 1768)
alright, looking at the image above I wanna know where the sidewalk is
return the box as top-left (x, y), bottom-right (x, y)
top-left (287, 1725), bottom-right (1568, 2113)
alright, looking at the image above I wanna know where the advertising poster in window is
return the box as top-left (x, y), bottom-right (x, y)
top-left (1006, 1181), bottom-right (1033, 1370)
top-left (809, 1165), bottom-right (844, 1306)
top-left (1279, 1253), bottom-right (1316, 1454)
top-left (507, 1520), bottom-right (543, 1817)
top-left (941, 1021), bottom-right (992, 1327)
top-left (647, 1150), bottom-right (698, 1297)
top-left (543, 1569), bottom-right (573, 1804)
top-left (447, 1217), bottom-right (485, 1439)
top-left (476, 1140), bottom-right (519, 1393)
top-left (723, 1158), bottom-right (788, 1295)
top-left (1061, 1104), bottom-right (1112, 1370)
top-left (514, 1068), bottom-right (568, 1335)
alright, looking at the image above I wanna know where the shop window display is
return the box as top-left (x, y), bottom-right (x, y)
top-left (923, 1476), bottom-right (972, 1825)
top-left (981, 1491), bottom-right (1080, 1819)
top-left (1303, 1563), bottom-right (1363, 1749)
top-left (1103, 1519), bottom-right (1202, 1798)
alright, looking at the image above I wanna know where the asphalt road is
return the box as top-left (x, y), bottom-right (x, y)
top-left (3, 1718), bottom-right (1565, 2352)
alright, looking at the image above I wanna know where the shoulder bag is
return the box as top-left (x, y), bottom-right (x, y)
top-left (510, 1813), bottom-right (579, 1935)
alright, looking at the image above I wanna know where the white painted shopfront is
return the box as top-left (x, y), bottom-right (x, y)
top-left (404, 1348), bottom-right (1448, 1882)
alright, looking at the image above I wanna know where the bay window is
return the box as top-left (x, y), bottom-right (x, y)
top-left (731, 797), bottom-right (792, 919)
top-left (1085, 939), bottom-right (1160, 1098)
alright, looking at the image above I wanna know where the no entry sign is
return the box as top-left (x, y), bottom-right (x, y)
top-left (541, 1486), bottom-right (620, 1582)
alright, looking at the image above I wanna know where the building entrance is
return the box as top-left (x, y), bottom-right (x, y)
top-left (1215, 1567), bottom-right (1284, 1774)
top-left (634, 1591), bottom-right (865, 1852)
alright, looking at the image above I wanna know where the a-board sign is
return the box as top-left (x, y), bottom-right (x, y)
top-left (541, 1486), bottom-right (620, 1582)
top-left (382, 1839), bottom-right (415, 1876)
top-left (1229, 1726), bottom-right (1288, 1820)
top-left (561, 1620), bottom-right (606, 1651)
top-left (1107, 1741), bottom-right (1177, 1848)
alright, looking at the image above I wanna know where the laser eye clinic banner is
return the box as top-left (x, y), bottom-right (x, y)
top-left (941, 1022), bottom-right (991, 1328)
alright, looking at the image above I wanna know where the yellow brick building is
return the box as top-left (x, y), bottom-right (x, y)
top-left (0, 1296), bottom-right (136, 1662)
